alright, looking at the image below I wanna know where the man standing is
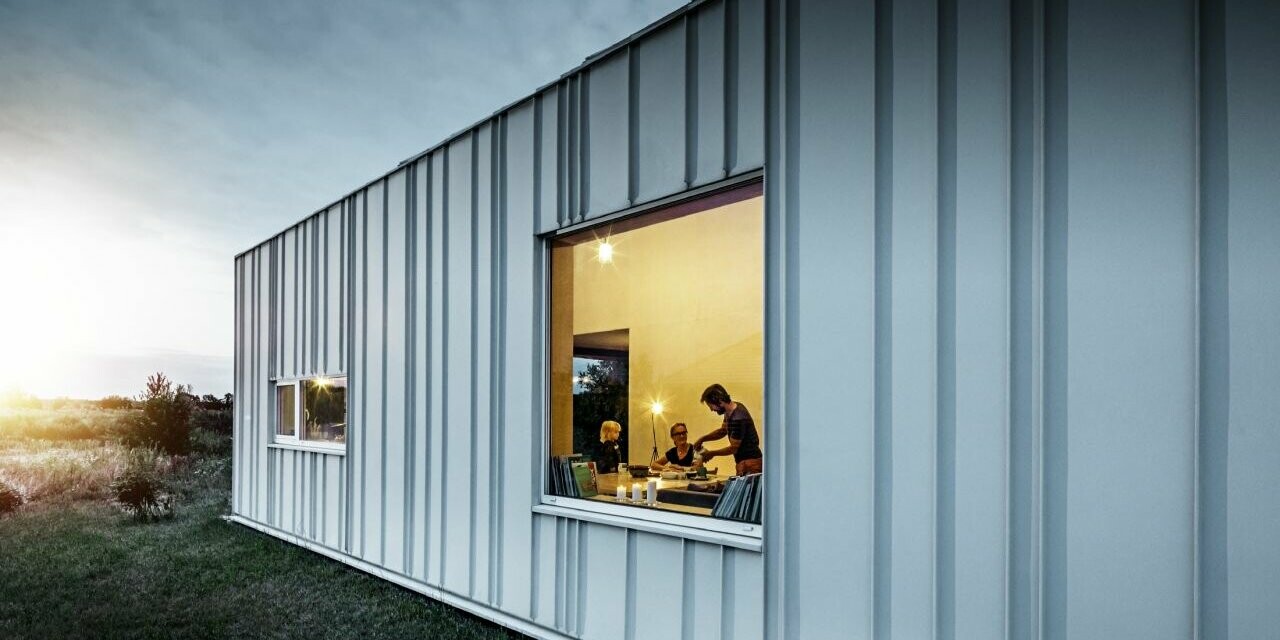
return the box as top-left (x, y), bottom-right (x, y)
top-left (693, 383), bottom-right (763, 476)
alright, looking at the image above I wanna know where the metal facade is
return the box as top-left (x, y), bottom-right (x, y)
top-left (233, 0), bottom-right (1280, 638)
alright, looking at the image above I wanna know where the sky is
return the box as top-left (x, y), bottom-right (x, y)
top-left (0, 0), bottom-right (684, 400)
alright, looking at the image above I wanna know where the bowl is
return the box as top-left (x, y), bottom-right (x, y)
top-left (628, 466), bottom-right (653, 479)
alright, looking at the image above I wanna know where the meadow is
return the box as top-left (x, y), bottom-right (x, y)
top-left (0, 397), bottom-right (521, 640)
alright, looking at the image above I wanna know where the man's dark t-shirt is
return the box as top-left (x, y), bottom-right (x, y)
top-left (724, 403), bottom-right (762, 463)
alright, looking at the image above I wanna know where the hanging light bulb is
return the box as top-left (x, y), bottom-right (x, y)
top-left (597, 241), bottom-right (614, 263)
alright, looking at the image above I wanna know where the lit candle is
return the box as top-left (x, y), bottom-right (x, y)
top-left (646, 480), bottom-right (658, 505)
top-left (631, 484), bottom-right (642, 502)
top-left (616, 485), bottom-right (626, 501)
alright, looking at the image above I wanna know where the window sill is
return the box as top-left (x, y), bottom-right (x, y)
top-left (268, 442), bottom-right (346, 456)
top-left (533, 497), bottom-right (762, 552)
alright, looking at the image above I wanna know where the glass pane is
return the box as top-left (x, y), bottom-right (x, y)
top-left (303, 377), bottom-right (347, 443)
top-left (276, 385), bottom-right (296, 437)
top-left (548, 190), bottom-right (764, 522)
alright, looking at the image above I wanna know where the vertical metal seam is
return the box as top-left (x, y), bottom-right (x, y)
top-left (558, 82), bottom-right (568, 227)
top-left (495, 114), bottom-right (509, 608)
top-left (406, 163), bottom-right (417, 575)
top-left (1042, 0), bottom-right (1067, 635)
top-left (627, 45), bottom-right (639, 205)
top-left (319, 454), bottom-right (326, 541)
top-left (300, 222), bottom-right (306, 377)
top-left (554, 518), bottom-right (564, 629)
top-left (724, 0), bottom-right (739, 176)
top-left (570, 79), bottom-right (581, 225)
top-left (873, 0), bottom-right (895, 636)
top-left (380, 179), bottom-right (390, 566)
top-left (1000, 0), bottom-right (1014, 633)
top-left (258, 245), bottom-right (262, 515)
top-left (440, 147), bottom-right (451, 585)
top-left (680, 540), bottom-right (694, 639)
top-left (685, 12), bottom-right (699, 188)
top-left (534, 96), bottom-right (543, 228)
top-left (937, 0), bottom-right (959, 636)
top-left (530, 516), bottom-right (540, 620)
top-left (720, 547), bottom-right (735, 640)
top-left (340, 200), bottom-right (346, 373)
top-left (294, 225), bottom-right (300, 377)
top-left (763, 0), bottom-right (793, 636)
top-left (345, 196), bottom-right (355, 552)
top-left (470, 130), bottom-right (481, 598)
top-left (565, 80), bottom-right (575, 228)
top-left (311, 453), bottom-right (318, 539)
top-left (424, 156), bottom-right (436, 580)
top-left (314, 218), bottom-right (321, 373)
top-left (1190, 1), bottom-right (1203, 636)
top-left (624, 529), bottom-right (637, 640)
top-left (232, 259), bottom-right (240, 514)
top-left (1195, 0), bottom-right (1229, 636)
top-left (360, 189), bottom-right (369, 558)
top-left (324, 208), bottom-right (330, 373)
top-left (575, 524), bottom-right (588, 635)
top-left (579, 72), bottom-right (591, 222)
top-left (489, 117), bottom-right (503, 604)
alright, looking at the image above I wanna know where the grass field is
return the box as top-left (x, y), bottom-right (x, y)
top-left (0, 406), bottom-right (522, 640)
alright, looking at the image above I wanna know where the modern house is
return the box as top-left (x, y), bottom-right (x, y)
top-left (231, 0), bottom-right (1280, 638)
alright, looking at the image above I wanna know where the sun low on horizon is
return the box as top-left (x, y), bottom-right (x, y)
top-left (0, 193), bottom-right (232, 400)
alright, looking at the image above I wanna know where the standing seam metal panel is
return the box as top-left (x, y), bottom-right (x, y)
top-left (231, 0), bottom-right (1280, 638)
top-left (234, 3), bottom-right (766, 638)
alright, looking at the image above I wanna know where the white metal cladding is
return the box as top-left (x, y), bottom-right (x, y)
top-left (763, 0), bottom-right (1280, 639)
top-left (232, 0), bottom-right (1280, 638)
top-left (234, 1), bottom-right (766, 638)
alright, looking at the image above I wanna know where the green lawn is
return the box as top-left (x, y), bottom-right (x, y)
top-left (0, 465), bottom-right (523, 639)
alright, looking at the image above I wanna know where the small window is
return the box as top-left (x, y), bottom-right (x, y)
top-left (276, 383), bottom-right (297, 438)
top-left (302, 377), bottom-right (347, 444)
top-left (275, 376), bottom-right (347, 448)
top-left (546, 184), bottom-right (764, 526)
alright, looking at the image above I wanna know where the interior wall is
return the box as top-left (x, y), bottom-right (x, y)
top-left (549, 245), bottom-right (575, 456)
top-left (570, 196), bottom-right (764, 466)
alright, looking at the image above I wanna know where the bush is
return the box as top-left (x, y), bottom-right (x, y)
top-left (0, 477), bottom-right (24, 515)
top-left (190, 407), bottom-right (233, 436)
top-left (188, 426), bottom-right (232, 456)
top-left (98, 395), bottom-right (135, 411)
top-left (120, 373), bottom-right (193, 455)
top-left (110, 448), bottom-right (174, 521)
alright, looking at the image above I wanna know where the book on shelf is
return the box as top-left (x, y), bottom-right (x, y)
top-left (550, 454), bottom-right (597, 498)
top-left (711, 473), bottom-right (762, 524)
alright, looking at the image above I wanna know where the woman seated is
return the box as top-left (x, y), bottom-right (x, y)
top-left (650, 422), bottom-right (701, 471)
top-left (595, 420), bottom-right (622, 473)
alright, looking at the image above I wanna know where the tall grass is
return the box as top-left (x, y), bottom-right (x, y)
top-left (0, 407), bottom-right (135, 441)
top-left (0, 440), bottom-right (126, 502)
top-left (0, 404), bottom-right (230, 516)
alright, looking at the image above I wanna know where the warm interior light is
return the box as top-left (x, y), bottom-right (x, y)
top-left (650, 401), bottom-right (664, 415)
top-left (312, 377), bottom-right (333, 388)
top-left (597, 241), bottom-right (614, 263)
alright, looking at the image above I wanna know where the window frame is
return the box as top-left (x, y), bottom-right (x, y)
top-left (536, 172), bottom-right (765, 545)
top-left (272, 375), bottom-right (348, 453)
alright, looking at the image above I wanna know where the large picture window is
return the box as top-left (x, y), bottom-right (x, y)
top-left (275, 376), bottom-right (347, 448)
top-left (547, 183), bottom-right (764, 525)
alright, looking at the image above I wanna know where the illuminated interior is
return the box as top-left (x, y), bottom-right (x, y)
top-left (549, 188), bottom-right (763, 519)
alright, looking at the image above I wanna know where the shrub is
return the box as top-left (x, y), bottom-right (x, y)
top-left (111, 448), bottom-right (174, 521)
top-left (190, 406), bottom-right (233, 436)
top-left (0, 477), bottom-right (24, 515)
top-left (120, 373), bottom-right (193, 455)
top-left (188, 426), bottom-right (232, 456)
top-left (98, 395), bottom-right (135, 411)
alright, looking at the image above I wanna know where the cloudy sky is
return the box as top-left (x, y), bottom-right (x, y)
top-left (0, 0), bottom-right (684, 399)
